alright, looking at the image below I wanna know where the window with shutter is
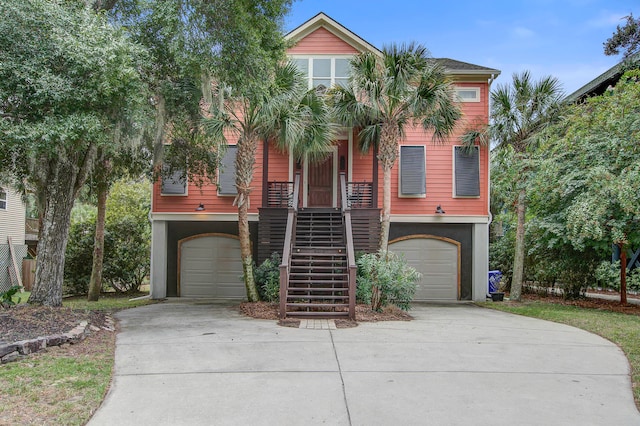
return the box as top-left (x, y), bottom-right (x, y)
top-left (454, 146), bottom-right (480, 197)
top-left (218, 145), bottom-right (237, 195)
top-left (399, 146), bottom-right (426, 197)
top-left (161, 168), bottom-right (187, 195)
top-left (0, 188), bottom-right (6, 209)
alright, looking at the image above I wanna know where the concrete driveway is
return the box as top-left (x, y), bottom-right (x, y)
top-left (89, 301), bottom-right (640, 426)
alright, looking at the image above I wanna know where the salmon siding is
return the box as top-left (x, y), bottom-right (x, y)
top-left (149, 13), bottom-right (500, 303)
top-left (153, 86), bottom-right (490, 216)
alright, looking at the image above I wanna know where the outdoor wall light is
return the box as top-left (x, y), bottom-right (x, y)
top-left (435, 205), bottom-right (445, 214)
top-left (195, 203), bottom-right (206, 211)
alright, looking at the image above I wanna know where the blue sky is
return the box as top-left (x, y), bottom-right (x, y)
top-left (285, 0), bottom-right (636, 95)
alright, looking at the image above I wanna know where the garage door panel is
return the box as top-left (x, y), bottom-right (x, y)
top-left (180, 235), bottom-right (245, 299)
top-left (389, 238), bottom-right (459, 301)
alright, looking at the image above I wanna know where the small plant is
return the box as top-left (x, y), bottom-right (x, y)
top-left (595, 261), bottom-right (621, 290)
top-left (1, 285), bottom-right (23, 307)
top-left (356, 250), bottom-right (420, 311)
top-left (254, 252), bottom-right (281, 302)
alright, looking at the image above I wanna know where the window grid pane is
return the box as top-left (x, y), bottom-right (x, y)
top-left (312, 59), bottom-right (331, 77)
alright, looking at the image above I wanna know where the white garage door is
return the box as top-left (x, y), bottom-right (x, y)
top-left (179, 234), bottom-right (245, 298)
top-left (389, 236), bottom-right (459, 301)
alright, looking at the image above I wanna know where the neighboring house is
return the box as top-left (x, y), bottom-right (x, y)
top-left (0, 186), bottom-right (28, 292)
top-left (566, 53), bottom-right (640, 271)
top-left (565, 52), bottom-right (639, 103)
top-left (150, 13), bottom-right (500, 314)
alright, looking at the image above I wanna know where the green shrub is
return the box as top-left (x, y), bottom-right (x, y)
top-left (254, 252), bottom-right (281, 302)
top-left (64, 212), bottom-right (97, 295)
top-left (489, 230), bottom-right (515, 291)
top-left (64, 179), bottom-right (150, 295)
top-left (595, 260), bottom-right (620, 290)
top-left (595, 260), bottom-right (640, 293)
top-left (1, 285), bottom-right (23, 307)
top-left (103, 216), bottom-right (150, 293)
top-left (356, 250), bottom-right (420, 311)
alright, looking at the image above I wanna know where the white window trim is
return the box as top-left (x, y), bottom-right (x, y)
top-left (452, 145), bottom-right (481, 198)
top-left (289, 55), bottom-right (354, 90)
top-left (398, 145), bottom-right (427, 198)
top-left (0, 188), bottom-right (7, 210)
top-left (454, 87), bottom-right (481, 103)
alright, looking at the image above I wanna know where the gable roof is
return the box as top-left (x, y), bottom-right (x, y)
top-left (286, 13), bottom-right (500, 79)
top-left (565, 52), bottom-right (640, 103)
top-left (286, 12), bottom-right (381, 55)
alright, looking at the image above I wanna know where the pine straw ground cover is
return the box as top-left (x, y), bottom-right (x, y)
top-left (482, 293), bottom-right (640, 410)
top-left (239, 302), bottom-right (413, 327)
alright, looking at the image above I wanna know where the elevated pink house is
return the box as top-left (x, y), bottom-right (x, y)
top-left (150, 13), bottom-right (500, 316)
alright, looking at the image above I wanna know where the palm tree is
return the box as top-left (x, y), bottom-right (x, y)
top-left (330, 43), bottom-right (461, 250)
top-left (204, 62), bottom-right (336, 301)
top-left (490, 71), bottom-right (563, 301)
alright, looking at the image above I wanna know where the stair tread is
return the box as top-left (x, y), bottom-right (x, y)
top-left (286, 303), bottom-right (349, 308)
top-left (287, 287), bottom-right (348, 291)
top-left (285, 311), bottom-right (350, 318)
top-left (286, 295), bottom-right (349, 300)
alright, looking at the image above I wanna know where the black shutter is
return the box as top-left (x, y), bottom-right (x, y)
top-left (218, 145), bottom-right (237, 195)
top-left (400, 146), bottom-right (426, 195)
top-left (454, 146), bottom-right (480, 197)
top-left (161, 168), bottom-right (187, 195)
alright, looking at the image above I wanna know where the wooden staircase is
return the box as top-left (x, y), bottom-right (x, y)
top-left (283, 208), bottom-right (350, 318)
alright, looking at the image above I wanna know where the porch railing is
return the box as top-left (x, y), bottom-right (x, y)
top-left (340, 173), bottom-right (357, 320)
top-left (266, 181), bottom-right (294, 207)
top-left (279, 173), bottom-right (300, 318)
top-left (346, 181), bottom-right (374, 208)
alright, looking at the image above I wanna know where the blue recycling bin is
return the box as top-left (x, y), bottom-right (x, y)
top-left (488, 270), bottom-right (502, 294)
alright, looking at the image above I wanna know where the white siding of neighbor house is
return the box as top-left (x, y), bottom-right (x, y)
top-left (0, 187), bottom-right (26, 245)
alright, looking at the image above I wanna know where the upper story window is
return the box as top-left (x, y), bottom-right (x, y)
top-left (455, 87), bottom-right (481, 103)
top-left (0, 188), bottom-right (6, 210)
top-left (218, 145), bottom-right (238, 196)
top-left (290, 56), bottom-right (352, 91)
top-left (399, 146), bottom-right (426, 198)
top-left (453, 146), bottom-right (480, 197)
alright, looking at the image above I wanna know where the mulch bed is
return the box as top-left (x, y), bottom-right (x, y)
top-left (239, 302), bottom-right (412, 328)
top-left (512, 292), bottom-right (640, 316)
top-left (0, 305), bottom-right (110, 344)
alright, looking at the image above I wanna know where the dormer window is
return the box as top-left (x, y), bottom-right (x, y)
top-left (291, 56), bottom-right (352, 90)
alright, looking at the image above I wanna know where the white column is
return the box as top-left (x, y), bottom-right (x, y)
top-left (472, 223), bottom-right (489, 301)
top-left (150, 220), bottom-right (167, 299)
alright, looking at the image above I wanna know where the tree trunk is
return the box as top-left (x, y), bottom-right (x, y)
top-left (28, 174), bottom-right (77, 306)
top-left (87, 182), bottom-right (108, 301)
top-left (379, 165), bottom-right (392, 251)
top-left (235, 135), bottom-right (260, 302)
top-left (620, 243), bottom-right (628, 305)
top-left (377, 125), bottom-right (399, 252)
top-left (510, 188), bottom-right (527, 301)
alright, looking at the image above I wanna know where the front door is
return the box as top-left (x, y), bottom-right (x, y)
top-left (308, 155), bottom-right (334, 207)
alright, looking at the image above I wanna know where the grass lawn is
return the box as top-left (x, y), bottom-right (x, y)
top-left (0, 293), bottom-right (156, 425)
top-left (481, 300), bottom-right (640, 409)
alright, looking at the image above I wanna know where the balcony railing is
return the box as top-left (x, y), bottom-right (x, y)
top-left (266, 181), bottom-right (294, 207)
top-left (265, 180), bottom-right (374, 209)
top-left (346, 181), bottom-right (374, 208)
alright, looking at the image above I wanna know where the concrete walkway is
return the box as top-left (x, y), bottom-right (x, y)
top-left (89, 301), bottom-right (640, 426)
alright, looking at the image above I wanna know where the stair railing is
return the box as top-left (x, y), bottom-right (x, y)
top-left (340, 173), bottom-right (357, 320)
top-left (279, 172), bottom-right (300, 318)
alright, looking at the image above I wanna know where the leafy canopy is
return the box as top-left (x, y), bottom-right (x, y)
top-left (529, 71), bottom-right (640, 252)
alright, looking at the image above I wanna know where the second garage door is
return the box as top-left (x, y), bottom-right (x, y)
top-left (179, 234), bottom-right (245, 298)
top-left (388, 236), bottom-right (459, 301)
